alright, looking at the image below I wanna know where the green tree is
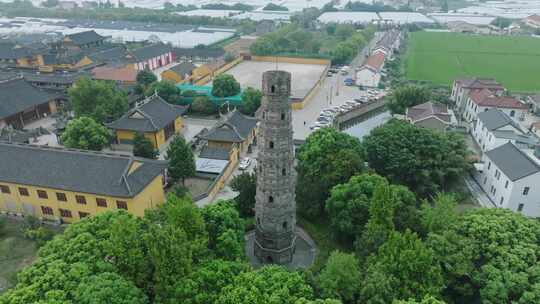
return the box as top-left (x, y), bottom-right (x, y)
top-left (387, 85), bottom-right (431, 115)
top-left (240, 87), bottom-right (262, 116)
top-left (230, 172), bottom-right (256, 217)
top-left (296, 128), bottom-right (365, 218)
top-left (201, 200), bottom-right (244, 260)
top-left (317, 251), bottom-right (361, 303)
top-left (166, 136), bottom-right (195, 185)
top-left (325, 173), bottom-right (387, 243)
top-left (356, 183), bottom-right (397, 260)
top-left (74, 272), bottom-right (148, 304)
top-left (394, 295), bottom-right (446, 303)
top-left (419, 193), bottom-right (459, 234)
top-left (61, 117), bottom-right (109, 151)
top-left (169, 259), bottom-right (250, 304)
top-left (331, 42), bottom-right (356, 65)
top-left (224, 52), bottom-right (236, 63)
top-left (133, 132), bottom-right (158, 159)
top-left (191, 96), bottom-right (217, 114)
top-left (212, 74), bottom-right (240, 98)
top-left (218, 266), bottom-right (313, 304)
top-left (250, 36), bottom-right (277, 55)
top-left (295, 299), bottom-right (342, 304)
top-left (363, 120), bottom-right (470, 196)
top-left (146, 81), bottom-right (183, 104)
top-left (491, 17), bottom-right (512, 28)
top-left (136, 70), bottom-right (157, 86)
top-left (360, 230), bottom-right (444, 303)
top-left (68, 77), bottom-right (129, 124)
top-left (428, 208), bottom-right (540, 303)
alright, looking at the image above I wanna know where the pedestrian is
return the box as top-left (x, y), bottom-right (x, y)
top-left (304, 121), bottom-right (306, 125)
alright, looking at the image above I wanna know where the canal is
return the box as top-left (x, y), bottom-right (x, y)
top-left (343, 111), bottom-right (392, 140)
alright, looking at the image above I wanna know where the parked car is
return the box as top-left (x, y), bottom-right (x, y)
top-left (239, 158), bottom-right (251, 170)
top-left (344, 78), bottom-right (354, 86)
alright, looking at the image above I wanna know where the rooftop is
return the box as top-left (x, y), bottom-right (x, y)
top-left (167, 62), bottom-right (196, 78)
top-left (92, 66), bottom-right (138, 83)
top-left (199, 145), bottom-right (230, 160)
top-left (0, 141), bottom-right (167, 197)
top-left (0, 78), bottom-right (57, 120)
top-left (477, 108), bottom-right (521, 131)
top-left (107, 94), bottom-right (187, 132)
top-left (130, 44), bottom-right (171, 61)
top-left (470, 89), bottom-right (526, 109)
top-left (363, 52), bottom-right (386, 72)
top-left (485, 142), bottom-right (540, 181)
top-left (65, 30), bottom-right (105, 46)
top-left (456, 77), bottom-right (505, 91)
top-left (406, 101), bottom-right (451, 123)
top-left (200, 110), bottom-right (257, 143)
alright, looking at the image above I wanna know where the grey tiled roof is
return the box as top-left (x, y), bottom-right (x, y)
top-left (130, 44), bottom-right (171, 61)
top-left (485, 142), bottom-right (540, 181)
top-left (0, 142), bottom-right (167, 197)
top-left (199, 145), bottom-right (230, 160)
top-left (201, 110), bottom-right (257, 143)
top-left (66, 30), bottom-right (105, 46)
top-left (0, 78), bottom-right (56, 120)
top-left (168, 62), bottom-right (196, 77)
top-left (477, 109), bottom-right (520, 131)
top-left (107, 94), bottom-right (187, 132)
top-left (174, 48), bottom-right (225, 58)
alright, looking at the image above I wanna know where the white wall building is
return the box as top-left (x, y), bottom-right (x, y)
top-left (451, 78), bottom-right (505, 117)
top-left (476, 142), bottom-right (540, 217)
top-left (472, 109), bottom-right (537, 153)
top-left (463, 88), bottom-right (528, 123)
top-left (356, 52), bottom-right (385, 88)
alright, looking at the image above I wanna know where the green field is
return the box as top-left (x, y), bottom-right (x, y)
top-left (405, 32), bottom-right (540, 92)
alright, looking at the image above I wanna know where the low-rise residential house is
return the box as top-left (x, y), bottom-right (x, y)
top-left (372, 30), bottom-right (401, 59)
top-left (526, 94), bottom-right (540, 115)
top-left (107, 94), bottom-right (187, 150)
top-left (200, 110), bottom-right (258, 157)
top-left (405, 101), bottom-right (455, 131)
top-left (451, 78), bottom-right (505, 117)
top-left (531, 122), bottom-right (540, 138)
top-left (525, 14), bottom-right (540, 28)
top-left (475, 142), bottom-right (540, 217)
top-left (0, 78), bottom-right (60, 129)
top-left (92, 66), bottom-right (138, 85)
top-left (0, 42), bottom-right (45, 67)
top-left (174, 48), bottom-right (224, 63)
top-left (161, 62), bottom-right (197, 84)
top-left (128, 44), bottom-right (174, 71)
top-left (464, 89), bottom-right (527, 122)
top-left (0, 142), bottom-right (167, 223)
top-left (63, 31), bottom-right (106, 50)
top-left (355, 52), bottom-right (385, 88)
top-left (472, 109), bottom-right (531, 152)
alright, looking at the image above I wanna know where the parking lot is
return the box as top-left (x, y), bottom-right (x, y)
top-left (291, 70), bottom-right (384, 140)
top-left (213, 60), bottom-right (327, 100)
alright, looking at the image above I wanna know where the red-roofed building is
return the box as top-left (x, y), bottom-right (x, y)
top-left (450, 77), bottom-right (505, 118)
top-left (525, 14), bottom-right (540, 28)
top-left (464, 88), bottom-right (527, 122)
top-left (92, 66), bottom-right (138, 84)
top-left (355, 52), bottom-right (386, 88)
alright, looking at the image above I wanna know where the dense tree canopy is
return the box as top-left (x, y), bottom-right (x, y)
top-left (166, 136), bottom-right (196, 185)
top-left (133, 132), bottom-right (158, 159)
top-left (240, 87), bottom-right (262, 116)
top-left (296, 128), bottom-right (365, 218)
top-left (317, 251), bottom-right (361, 303)
top-left (218, 266), bottom-right (313, 304)
top-left (191, 96), bottom-right (217, 115)
top-left (136, 70), bottom-right (157, 86)
top-left (230, 172), bottom-right (257, 217)
top-left (146, 81), bottom-right (183, 105)
top-left (363, 120), bottom-right (470, 196)
top-left (68, 78), bottom-right (129, 124)
top-left (360, 230), bottom-right (444, 303)
top-left (61, 117), bottom-right (109, 151)
top-left (212, 74), bottom-right (241, 98)
top-left (387, 85), bottom-right (431, 114)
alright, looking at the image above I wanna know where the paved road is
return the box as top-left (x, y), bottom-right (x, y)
top-left (291, 32), bottom-right (383, 141)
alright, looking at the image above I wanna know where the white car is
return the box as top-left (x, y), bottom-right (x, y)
top-left (239, 158), bottom-right (251, 170)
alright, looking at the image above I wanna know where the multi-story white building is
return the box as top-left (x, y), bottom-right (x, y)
top-left (476, 142), bottom-right (540, 217)
top-left (472, 109), bottom-right (536, 152)
top-left (450, 78), bottom-right (505, 118)
top-left (525, 14), bottom-right (540, 28)
top-left (463, 88), bottom-right (528, 123)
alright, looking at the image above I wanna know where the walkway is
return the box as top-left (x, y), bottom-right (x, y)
top-left (464, 175), bottom-right (496, 208)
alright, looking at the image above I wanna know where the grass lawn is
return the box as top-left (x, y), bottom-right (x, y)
top-left (297, 215), bottom-right (351, 272)
top-left (0, 218), bottom-right (38, 293)
top-left (405, 32), bottom-right (540, 92)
